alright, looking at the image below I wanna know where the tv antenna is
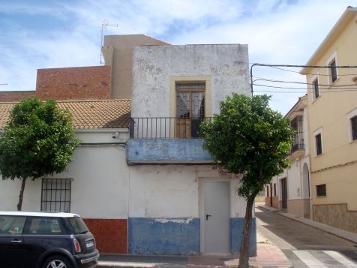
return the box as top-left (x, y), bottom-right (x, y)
top-left (100, 21), bottom-right (119, 64)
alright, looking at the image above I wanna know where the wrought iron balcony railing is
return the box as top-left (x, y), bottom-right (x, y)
top-left (291, 131), bottom-right (304, 153)
top-left (129, 117), bottom-right (211, 139)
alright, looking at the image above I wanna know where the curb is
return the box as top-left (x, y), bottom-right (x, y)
top-left (97, 262), bottom-right (158, 268)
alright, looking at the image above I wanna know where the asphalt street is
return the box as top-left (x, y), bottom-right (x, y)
top-left (256, 206), bottom-right (357, 267)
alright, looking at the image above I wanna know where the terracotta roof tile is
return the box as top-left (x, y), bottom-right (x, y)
top-left (0, 99), bottom-right (131, 129)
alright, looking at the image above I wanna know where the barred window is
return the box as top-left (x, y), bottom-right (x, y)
top-left (41, 178), bottom-right (71, 213)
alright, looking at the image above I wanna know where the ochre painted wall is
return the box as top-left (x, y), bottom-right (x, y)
top-left (305, 13), bottom-right (357, 214)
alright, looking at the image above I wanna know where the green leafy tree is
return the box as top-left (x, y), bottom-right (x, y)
top-left (0, 97), bottom-right (79, 211)
top-left (200, 94), bottom-right (293, 268)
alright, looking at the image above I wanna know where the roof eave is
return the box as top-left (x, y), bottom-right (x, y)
top-left (301, 7), bottom-right (357, 75)
top-left (285, 95), bottom-right (307, 118)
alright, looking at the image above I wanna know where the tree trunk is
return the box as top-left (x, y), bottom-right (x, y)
top-left (17, 178), bottom-right (27, 211)
top-left (238, 197), bottom-right (255, 268)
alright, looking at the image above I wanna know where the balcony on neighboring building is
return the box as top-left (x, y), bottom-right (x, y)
top-left (290, 116), bottom-right (305, 159)
top-left (126, 117), bottom-right (214, 164)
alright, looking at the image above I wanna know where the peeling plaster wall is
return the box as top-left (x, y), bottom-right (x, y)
top-left (128, 165), bottom-right (247, 218)
top-left (127, 139), bottom-right (213, 164)
top-left (127, 165), bottom-right (254, 255)
top-left (132, 44), bottom-right (250, 117)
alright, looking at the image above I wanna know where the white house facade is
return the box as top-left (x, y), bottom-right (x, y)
top-left (0, 41), bottom-right (255, 256)
top-left (265, 96), bottom-right (312, 219)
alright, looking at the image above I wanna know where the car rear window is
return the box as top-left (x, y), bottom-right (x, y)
top-left (68, 217), bottom-right (88, 234)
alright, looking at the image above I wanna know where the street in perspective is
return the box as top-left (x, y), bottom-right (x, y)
top-left (1, 1), bottom-right (357, 268)
top-left (256, 204), bottom-right (357, 268)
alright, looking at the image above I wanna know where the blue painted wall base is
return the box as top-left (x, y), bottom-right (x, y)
top-left (230, 218), bottom-right (257, 256)
top-left (128, 217), bottom-right (256, 256)
top-left (127, 139), bottom-right (213, 164)
top-left (129, 218), bottom-right (200, 255)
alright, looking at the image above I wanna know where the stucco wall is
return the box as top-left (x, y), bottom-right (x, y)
top-left (0, 139), bottom-right (130, 218)
top-left (127, 165), bottom-right (248, 218)
top-left (127, 139), bottom-right (213, 164)
top-left (0, 133), bottom-right (248, 219)
top-left (102, 35), bottom-right (169, 99)
top-left (0, 130), bottom-right (254, 255)
top-left (132, 44), bottom-right (250, 118)
top-left (305, 13), bottom-right (357, 211)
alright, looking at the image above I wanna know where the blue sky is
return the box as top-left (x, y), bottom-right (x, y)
top-left (0, 0), bottom-right (356, 113)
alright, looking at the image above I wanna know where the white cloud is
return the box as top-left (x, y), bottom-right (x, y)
top-left (0, 0), bottom-right (356, 113)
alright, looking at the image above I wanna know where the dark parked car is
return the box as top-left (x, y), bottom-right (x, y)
top-left (0, 211), bottom-right (99, 268)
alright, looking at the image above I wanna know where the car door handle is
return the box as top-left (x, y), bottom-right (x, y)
top-left (205, 214), bottom-right (212, 220)
top-left (10, 239), bottom-right (22, 243)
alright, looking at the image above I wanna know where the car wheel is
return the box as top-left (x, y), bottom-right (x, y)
top-left (43, 255), bottom-right (73, 268)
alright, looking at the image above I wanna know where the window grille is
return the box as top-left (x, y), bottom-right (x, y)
top-left (41, 178), bottom-right (71, 213)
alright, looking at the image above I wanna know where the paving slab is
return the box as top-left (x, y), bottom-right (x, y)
top-left (97, 241), bottom-right (291, 268)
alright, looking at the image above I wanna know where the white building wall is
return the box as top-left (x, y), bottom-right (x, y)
top-left (128, 165), bottom-right (199, 218)
top-left (132, 44), bottom-right (250, 118)
top-left (0, 131), bottom-right (131, 219)
top-left (0, 131), bottom-right (247, 220)
top-left (286, 160), bottom-right (302, 200)
top-left (128, 165), bottom-right (246, 219)
top-left (56, 145), bottom-right (130, 219)
top-left (303, 108), bottom-right (310, 155)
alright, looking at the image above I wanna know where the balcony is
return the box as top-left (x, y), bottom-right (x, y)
top-left (290, 131), bottom-right (305, 159)
top-left (127, 117), bottom-right (214, 164)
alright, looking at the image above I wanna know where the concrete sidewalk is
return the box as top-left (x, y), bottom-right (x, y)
top-left (97, 236), bottom-right (291, 268)
top-left (259, 205), bottom-right (357, 244)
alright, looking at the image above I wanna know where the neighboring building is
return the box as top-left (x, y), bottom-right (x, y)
top-left (0, 34), bottom-right (167, 102)
top-left (0, 66), bottom-right (112, 102)
top-left (265, 96), bottom-right (311, 219)
top-left (36, 66), bottom-right (112, 100)
top-left (0, 38), bottom-right (256, 255)
top-left (300, 7), bottom-right (357, 233)
top-left (0, 91), bottom-right (35, 102)
top-left (0, 99), bottom-right (131, 254)
top-left (102, 34), bottom-right (169, 99)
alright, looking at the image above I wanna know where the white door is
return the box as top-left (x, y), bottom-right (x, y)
top-left (201, 181), bottom-right (230, 254)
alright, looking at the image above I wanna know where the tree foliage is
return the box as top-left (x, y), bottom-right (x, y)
top-left (0, 97), bottom-right (79, 210)
top-left (200, 94), bottom-right (293, 267)
top-left (201, 94), bottom-right (293, 199)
